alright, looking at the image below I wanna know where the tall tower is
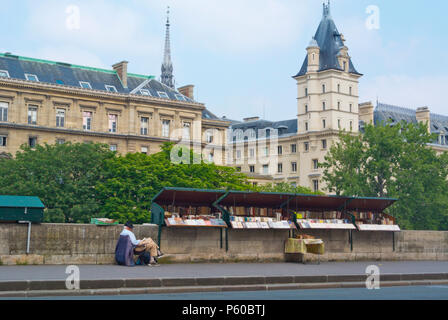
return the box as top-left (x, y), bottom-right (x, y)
top-left (293, 1), bottom-right (363, 191)
top-left (161, 6), bottom-right (174, 88)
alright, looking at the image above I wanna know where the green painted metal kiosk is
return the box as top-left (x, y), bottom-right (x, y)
top-left (151, 187), bottom-right (228, 250)
top-left (0, 195), bottom-right (44, 223)
top-left (0, 195), bottom-right (45, 254)
top-left (151, 187), bottom-right (399, 252)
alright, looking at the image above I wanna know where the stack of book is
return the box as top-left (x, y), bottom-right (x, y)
top-left (165, 216), bottom-right (226, 227)
top-left (229, 216), bottom-right (295, 229)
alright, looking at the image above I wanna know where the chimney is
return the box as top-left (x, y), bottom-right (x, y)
top-left (358, 102), bottom-right (374, 124)
top-left (243, 117), bottom-right (260, 122)
top-left (416, 106), bottom-right (431, 133)
top-left (178, 85), bottom-right (194, 100)
top-left (112, 61), bottom-right (129, 88)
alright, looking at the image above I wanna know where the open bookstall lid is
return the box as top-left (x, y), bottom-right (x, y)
top-left (297, 221), bottom-right (357, 230)
top-left (151, 187), bottom-right (226, 207)
top-left (152, 188), bottom-right (398, 212)
top-left (356, 224), bottom-right (401, 232)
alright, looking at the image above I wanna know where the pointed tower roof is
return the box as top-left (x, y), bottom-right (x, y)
top-left (294, 1), bottom-right (361, 77)
top-left (161, 6), bottom-right (174, 88)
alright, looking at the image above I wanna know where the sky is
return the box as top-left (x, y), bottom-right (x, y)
top-left (0, 0), bottom-right (447, 121)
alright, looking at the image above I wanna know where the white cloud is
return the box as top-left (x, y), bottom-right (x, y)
top-left (339, 16), bottom-right (422, 73)
top-left (145, 0), bottom-right (314, 53)
top-left (360, 74), bottom-right (448, 114)
top-left (340, 17), bottom-right (447, 113)
top-left (25, 0), bottom-right (161, 61)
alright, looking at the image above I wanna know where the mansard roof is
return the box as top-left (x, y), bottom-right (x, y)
top-left (231, 118), bottom-right (298, 139)
top-left (0, 52), bottom-right (193, 103)
top-left (294, 5), bottom-right (361, 77)
top-left (374, 102), bottom-right (448, 134)
top-left (0, 52), bottom-right (229, 123)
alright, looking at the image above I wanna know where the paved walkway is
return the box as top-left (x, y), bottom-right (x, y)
top-left (1, 261), bottom-right (448, 281)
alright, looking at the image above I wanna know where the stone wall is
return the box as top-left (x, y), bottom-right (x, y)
top-left (295, 229), bottom-right (448, 262)
top-left (0, 223), bottom-right (158, 265)
top-left (0, 222), bottom-right (447, 265)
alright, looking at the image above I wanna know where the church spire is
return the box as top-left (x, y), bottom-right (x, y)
top-left (161, 6), bottom-right (174, 88)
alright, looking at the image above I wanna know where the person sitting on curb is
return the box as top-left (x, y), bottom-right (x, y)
top-left (118, 221), bottom-right (163, 266)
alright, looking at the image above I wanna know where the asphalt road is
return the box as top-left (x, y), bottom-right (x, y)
top-left (1, 261), bottom-right (448, 281)
top-left (5, 285), bottom-right (448, 300)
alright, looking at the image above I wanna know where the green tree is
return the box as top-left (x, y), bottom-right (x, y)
top-left (256, 182), bottom-right (323, 195)
top-left (0, 142), bottom-right (115, 223)
top-left (95, 142), bottom-right (252, 223)
top-left (320, 121), bottom-right (448, 230)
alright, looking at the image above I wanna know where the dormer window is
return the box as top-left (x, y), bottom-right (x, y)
top-left (175, 94), bottom-right (186, 101)
top-left (79, 81), bottom-right (92, 89)
top-left (25, 74), bottom-right (39, 82)
top-left (140, 89), bottom-right (151, 96)
top-left (343, 61), bottom-right (347, 71)
top-left (105, 85), bottom-right (117, 93)
top-left (157, 91), bottom-right (169, 99)
top-left (0, 70), bottom-right (10, 78)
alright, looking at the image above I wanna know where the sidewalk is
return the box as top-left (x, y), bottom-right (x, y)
top-left (1, 261), bottom-right (448, 281)
top-left (1, 261), bottom-right (448, 297)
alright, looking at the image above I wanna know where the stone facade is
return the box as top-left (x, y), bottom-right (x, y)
top-left (0, 77), bottom-right (229, 163)
top-left (228, 3), bottom-right (448, 192)
top-left (228, 4), bottom-right (361, 192)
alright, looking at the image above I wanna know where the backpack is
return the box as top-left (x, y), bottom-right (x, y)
top-left (135, 251), bottom-right (151, 265)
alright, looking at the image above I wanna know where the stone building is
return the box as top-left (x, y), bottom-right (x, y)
top-left (227, 2), bottom-right (448, 192)
top-left (0, 9), bottom-right (229, 162)
top-left (359, 102), bottom-right (448, 154)
top-left (228, 2), bottom-right (362, 191)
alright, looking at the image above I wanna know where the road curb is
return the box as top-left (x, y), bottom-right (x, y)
top-left (0, 273), bottom-right (447, 297)
top-left (2, 280), bottom-right (448, 298)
